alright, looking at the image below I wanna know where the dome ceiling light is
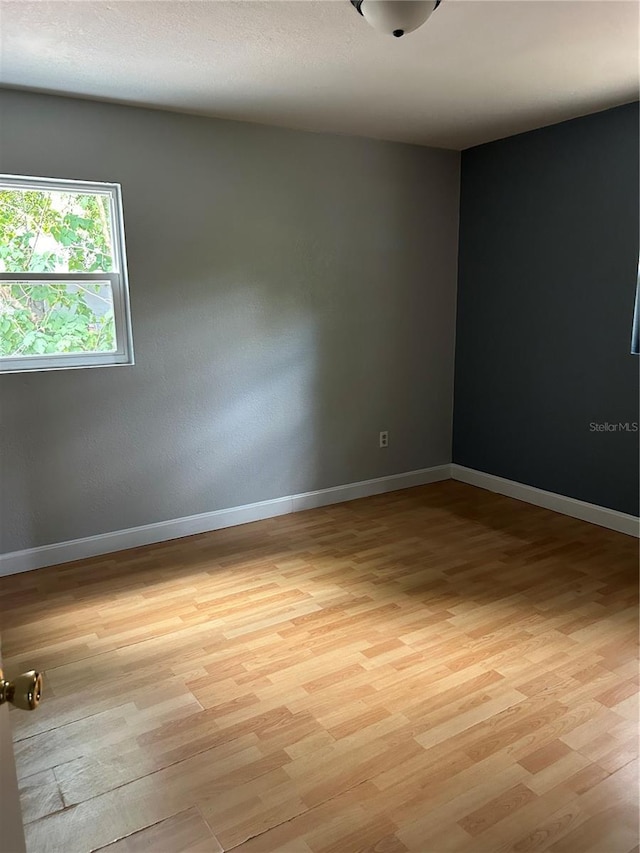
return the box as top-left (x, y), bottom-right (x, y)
top-left (350, 0), bottom-right (442, 38)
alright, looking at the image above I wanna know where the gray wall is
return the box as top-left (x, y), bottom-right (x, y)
top-left (454, 103), bottom-right (640, 516)
top-left (0, 90), bottom-right (460, 553)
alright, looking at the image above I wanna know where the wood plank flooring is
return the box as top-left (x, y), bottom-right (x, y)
top-left (0, 481), bottom-right (638, 853)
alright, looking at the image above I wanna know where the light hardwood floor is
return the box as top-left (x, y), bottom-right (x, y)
top-left (0, 481), bottom-right (638, 853)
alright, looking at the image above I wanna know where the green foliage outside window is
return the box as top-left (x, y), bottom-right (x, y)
top-left (0, 189), bottom-right (117, 357)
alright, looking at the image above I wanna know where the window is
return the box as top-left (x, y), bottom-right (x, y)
top-left (632, 262), bottom-right (639, 356)
top-left (0, 174), bottom-right (133, 373)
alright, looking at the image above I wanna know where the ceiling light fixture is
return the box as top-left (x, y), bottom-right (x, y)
top-left (350, 0), bottom-right (441, 38)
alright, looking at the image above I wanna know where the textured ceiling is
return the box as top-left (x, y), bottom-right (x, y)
top-left (0, 0), bottom-right (638, 149)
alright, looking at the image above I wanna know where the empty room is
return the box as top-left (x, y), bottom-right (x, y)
top-left (0, 1), bottom-right (638, 851)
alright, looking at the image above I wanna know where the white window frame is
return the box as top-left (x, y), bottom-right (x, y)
top-left (0, 174), bottom-right (134, 373)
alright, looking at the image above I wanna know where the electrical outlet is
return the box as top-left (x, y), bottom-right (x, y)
top-left (379, 430), bottom-right (389, 448)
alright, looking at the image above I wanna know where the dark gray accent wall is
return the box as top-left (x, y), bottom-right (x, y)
top-left (0, 90), bottom-right (460, 554)
top-left (454, 103), bottom-right (640, 516)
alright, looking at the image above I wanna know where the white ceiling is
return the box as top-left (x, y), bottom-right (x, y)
top-left (0, 0), bottom-right (638, 149)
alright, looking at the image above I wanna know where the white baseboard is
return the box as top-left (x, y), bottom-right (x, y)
top-left (2, 463), bottom-right (636, 577)
top-left (451, 464), bottom-right (640, 538)
top-left (0, 465), bottom-right (451, 577)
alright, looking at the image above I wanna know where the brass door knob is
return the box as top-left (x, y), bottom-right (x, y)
top-left (0, 670), bottom-right (43, 711)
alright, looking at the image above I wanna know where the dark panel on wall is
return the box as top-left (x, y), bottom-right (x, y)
top-left (454, 103), bottom-right (640, 516)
